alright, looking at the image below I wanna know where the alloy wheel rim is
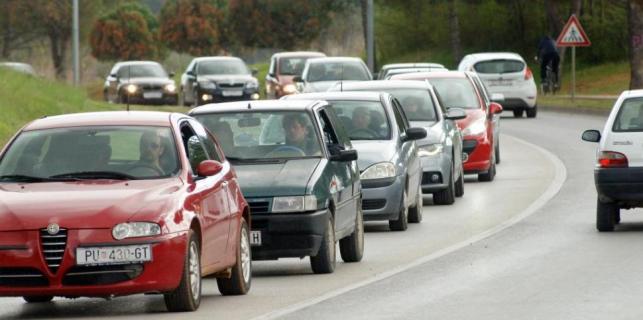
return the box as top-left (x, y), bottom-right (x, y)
top-left (188, 242), bottom-right (201, 301)
top-left (241, 228), bottom-right (251, 283)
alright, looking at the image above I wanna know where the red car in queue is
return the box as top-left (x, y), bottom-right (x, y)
top-left (392, 71), bottom-right (502, 181)
top-left (0, 111), bottom-right (251, 312)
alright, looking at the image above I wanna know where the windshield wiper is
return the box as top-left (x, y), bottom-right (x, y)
top-left (49, 171), bottom-right (137, 180)
top-left (0, 174), bottom-right (59, 183)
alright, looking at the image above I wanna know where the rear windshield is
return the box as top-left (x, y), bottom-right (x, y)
top-left (427, 78), bottom-right (480, 109)
top-left (474, 60), bottom-right (525, 74)
top-left (329, 100), bottom-right (391, 140)
top-left (613, 98), bottom-right (643, 132)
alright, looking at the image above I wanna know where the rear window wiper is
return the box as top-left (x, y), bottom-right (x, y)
top-left (49, 171), bottom-right (137, 180)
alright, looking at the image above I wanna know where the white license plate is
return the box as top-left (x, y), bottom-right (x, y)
top-left (143, 91), bottom-right (163, 99)
top-left (76, 245), bottom-right (152, 266)
top-left (488, 80), bottom-right (514, 87)
top-left (222, 90), bottom-right (243, 97)
top-left (250, 231), bottom-right (262, 246)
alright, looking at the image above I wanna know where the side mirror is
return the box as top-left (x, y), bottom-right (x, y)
top-left (445, 108), bottom-right (467, 120)
top-left (330, 149), bottom-right (358, 162)
top-left (251, 68), bottom-right (258, 76)
top-left (489, 102), bottom-right (503, 115)
top-left (197, 160), bottom-right (223, 176)
top-left (169, 71), bottom-right (175, 78)
top-left (293, 76), bottom-right (304, 83)
top-left (402, 127), bottom-right (427, 141)
top-left (186, 70), bottom-right (195, 77)
top-left (109, 73), bottom-right (118, 79)
top-left (582, 129), bottom-right (601, 143)
top-left (490, 93), bottom-right (505, 103)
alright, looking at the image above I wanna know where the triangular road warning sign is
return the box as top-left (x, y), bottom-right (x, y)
top-left (556, 15), bottom-right (591, 47)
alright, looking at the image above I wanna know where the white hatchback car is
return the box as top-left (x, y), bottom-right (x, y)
top-left (582, 90), bottom-right (643, 231)
top-left (458, 52), bottom-right (537, 118)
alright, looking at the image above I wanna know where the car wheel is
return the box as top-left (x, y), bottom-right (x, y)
top-left (164, 231), bottom-right (201, 312)
top-left (217, 218), bottom-right (252, 295)
top-left (310, 215), bottom-right (336, 274)
top-left (408, 183), bottom-right (423, 223)
top-left (526, 105), bottom-right (538, 118)
top-left (495, 142), bottom-right (501, 164)
top-left (23, 296), bottom-right (53, 303)
top-left (478, 155), bottom-right (496, 182)
top-left (597, 198), bottom-right (618, 232)
top-left (513, 109), bottom-right (524, 118)
top-left (192, 89), bottom-right (200, 108)
top-left (339, 201), bottom-right (364, 262)
top-left (433, 163), bottom-right (455, 205)
top-left (389, 189), bottom-right (409, 231)
top-left (455, 162), bottom-right (464, 198)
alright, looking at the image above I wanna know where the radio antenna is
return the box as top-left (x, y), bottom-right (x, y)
top-left (340, 62), bottom-right (344, 92)
top-left (126, 64), bottom-right (131, 111)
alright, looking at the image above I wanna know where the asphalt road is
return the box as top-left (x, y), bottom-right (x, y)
top-left (0, 110), bottom-right (608, 320)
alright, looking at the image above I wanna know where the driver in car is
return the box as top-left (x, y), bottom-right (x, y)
top-left (350, 107), bottom-right (372, 134)
top-left (135, 130), bottom-right (166, 174)
top-left (282, 114), bottom-right (315, 155)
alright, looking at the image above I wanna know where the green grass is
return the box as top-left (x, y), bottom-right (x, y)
top-left (555, 61), bottom-right (629, 96)
top-left (538, 96), bottom-right (616, 111)
top-left (250, 62), bottom-right (269, 98)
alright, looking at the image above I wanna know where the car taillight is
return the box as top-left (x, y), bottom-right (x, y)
top-left (524, 67), bottom-right (533, 80)
top-left (598, 151), bottom-right (628, 168)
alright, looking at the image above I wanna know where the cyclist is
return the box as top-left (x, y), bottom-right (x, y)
top-left (537, 35), bottom-right (560, 89)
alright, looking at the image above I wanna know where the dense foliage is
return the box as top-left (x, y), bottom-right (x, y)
top-left (159, 0), bottom-right (225, 56)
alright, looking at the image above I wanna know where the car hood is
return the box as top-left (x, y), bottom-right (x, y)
top-left (352, 141), bottom-right (396, 171)
top-left (124, 77), bottom-right (173, 86)
top-left (456, 109), bottom-right (486, 130)
top-left (0, 179), bottom-right (181, 231)
top-left (234, 159), bottom-right (321, 198)
top-left (198, 74), bottom-right (255, 85)
top-left (410, 121), bottom-right (443, 146)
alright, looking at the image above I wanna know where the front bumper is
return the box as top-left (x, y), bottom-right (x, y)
top-left (0, 230), bottom-right (187, 297)
top-left (250, 208), bottom-right (330, 260)
top-left (419, 152), bottom-right (451, 193)
top-left (123, 91), bottom-right (178, 106)
top-left (361, 175), bottom-right (404, 221)
top-left (462, 136), bottom-right (492, 173)
top-left (198, 87), bottom-right (260, 104)
top-left (595, 167), bottom-right (643, 206)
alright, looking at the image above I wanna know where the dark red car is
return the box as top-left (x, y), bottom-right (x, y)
top-left (0, 111), bottom-right (251, 311)
top-left (265, 51), bottom-right (326, 98)
top-left (393, 71), bottom-right (502, 181)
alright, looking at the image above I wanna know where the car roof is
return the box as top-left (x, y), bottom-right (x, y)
top-left (114, 61), bottom-right (162, 67)
top-left (193, 56), bottom-right (244, 62)
top-left (307, 57), bottom-right (365, 64)
top-left (462, 52), bottom-right (525, 62)
top-left (381, 62), bottom-right (445, 70)
top-left (621, 90), bottom-right (643, 99)
top-left (24, 111), bottom-right (178, 131)
top-left (272, 51), bottom-right (326, 59)
top-left (284, 91), bottom-right (385, 102)
top-left (391, 71), bottom-right (468, 80)
top-left (189, 100), bottom-right (325, 115)
top-left (330, 80), bottom-right (433, 91)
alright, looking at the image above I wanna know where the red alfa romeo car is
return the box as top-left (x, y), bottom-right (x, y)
top-left (393, 71), bottom-right (502, 181)
top-left (0, 111), bottom-right (251, 312)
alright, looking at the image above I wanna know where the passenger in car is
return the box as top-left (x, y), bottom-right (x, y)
top-left (351, 107), bottom-right (372, 130)
top-left (282, 114), bottom-right (315, 155)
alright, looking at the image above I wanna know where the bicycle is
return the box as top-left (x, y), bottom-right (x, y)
top-left (534, 56), bottom-right (559, 95)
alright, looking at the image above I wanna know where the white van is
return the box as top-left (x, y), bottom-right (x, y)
top-left (582, 90), bottom-right (643, 231)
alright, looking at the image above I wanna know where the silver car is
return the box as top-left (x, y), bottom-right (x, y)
top-left (293, 57), bottom-right (372, 93)
top-left (285, 91), bottom-right (427, 230)
top-left (329, 80), bottom-right (467, 205)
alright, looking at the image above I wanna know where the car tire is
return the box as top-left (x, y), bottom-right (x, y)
top-left (23, 296), bottom-right (53, 303)
top-left (310, 215), bottom-right (336, 274)
top-left (478, 155), bottom-right (496, 182)
top-left (526, 105), bottom-right (538, 118)
top-left (389, 190), bottom-right (409, 231)
top-left (455, 163), bottom-right (464, 198)
top-left (433, 164), bottom-right (455, 205)
top-left (495, 142), bottom-right (501, 164)
top-left (164, 230), bottom-right (201, 312)
top-left (513, 109), bottom-right (524, 118)
top-left (339, 202), bottom-right (364, 262)
top-left (597, 198), bottom-right (618, 232)
top-left (408, 184), bottom-right (423, 223)
top-left (217, 218), bottom-right (252, 295)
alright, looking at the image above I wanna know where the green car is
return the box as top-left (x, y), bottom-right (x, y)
top-left (189, 100), bottom-right (363, 274)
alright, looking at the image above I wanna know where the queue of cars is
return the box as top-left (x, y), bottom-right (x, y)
top-left (1, 51), bottom-right (515, 311)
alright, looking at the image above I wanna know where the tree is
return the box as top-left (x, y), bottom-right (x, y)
top-left (159, 0), bottom-right (224, 56)
top-left (0, 0), bottom-right (39, 59)
top-left (630, 0), bottom-right (643, 89)
top-left (90, 4), bottom-right (159, 61)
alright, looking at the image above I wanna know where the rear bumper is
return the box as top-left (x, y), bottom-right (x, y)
top-left (595, 167), bottom-right (643, 206)
top-left (361, 175), bottom-right (404, 221)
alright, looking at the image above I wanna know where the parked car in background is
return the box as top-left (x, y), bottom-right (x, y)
top-left (103, 61), bottom-right (178, 106)
top-left (582, 90), bottom-right (643, 232)
top-left (330, 80), bottom-right (467, 205)
top-left (285, 91), bottom-right (426, 229)
top-left (0, 111), bottom-right (251, 311)
top-left (0, 62), bottom-right (36, 76)
top-left (378, 63), bottom-right (447, 80)
top-left (458, 52), bottom-right (537, 118)
top-left (181, 56), bottom-right (260, 107)
top-left (392, 71), bottom-right (502, 182)
top-left (190, 100), bottom-right (363, 274)
top-left (295, 57), bottom-right (372, 93)
top-left (265, 51), bottom-right (326, 98)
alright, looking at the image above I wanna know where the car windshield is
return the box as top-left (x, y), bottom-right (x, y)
top-left (117, 64), bottom-right (167, 78)
top-left (329, 100), bottom-right (391, 140)
top-left (474, 59), bottom-right (525, 74)
top-left (195, 111), bottom-right (323, 160)
top-left (197, 60), bottom-right (249, 75)
top-left (0, 126), bottom-right (179, 182)
top-left (613, 98), bottom-right (643, 132)
top-left (305, 62), bottom-right (370, 82)
top-left (278, 57), bottom-right (310, 76)
top-left (427, 78), bottom-right (480, 109)
top-left (379, 89), bottom-right (437, 122)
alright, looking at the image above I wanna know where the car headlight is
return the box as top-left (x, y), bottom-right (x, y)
top-left (246, 81), bottom-right (259, 90)
top-left (164, 83), bottom-right (176, 92)
top-left (125, 84), bottom-right (138, 94)
top-left (360, 162), bottom-right (396, 180)
top-left (199, 81), bottom-right (216, 90)
top-left (418, 144), bottom-right (444, 157)
top-left (282, 84), bottom-right (297, 94)
top-left (112, 222), bottom-right (161, 240)
top-left (462, 117), bottom-right (486, 136)
top-left (272, 195), bottom-right (318, 213)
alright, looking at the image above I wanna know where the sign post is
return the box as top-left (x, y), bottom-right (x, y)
top-left (556, 15), bottom-right (591, 102)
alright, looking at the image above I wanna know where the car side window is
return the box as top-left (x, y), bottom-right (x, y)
top-left (189, 119), bottom-right (222, 162)
top-left (180, 123), bottom-right (210, 175)
top-left (391, 99), bottom-right (409, 133)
